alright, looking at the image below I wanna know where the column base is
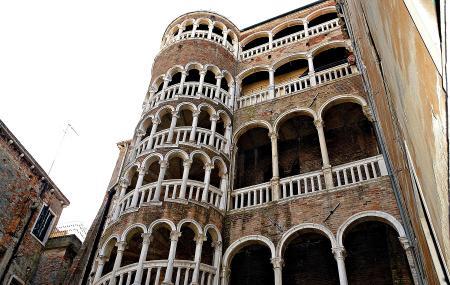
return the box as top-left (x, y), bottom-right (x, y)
top-left (162, 282), bottom-right (173, 285)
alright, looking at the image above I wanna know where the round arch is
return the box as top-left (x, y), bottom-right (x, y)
top-left (237, 65), bottom-right (270, 82)
top-left (203, 224), bottom-right (222, 242)
top-left (189, 150), bottom-right (212, 165)
top-left (176, 218), bottom-right (203, 237)
top-left (185, 62), bottom-right (204, 72)
top-left (175, 101), bottom-right (198, 113)
top-left (99, 235), bottom-right (120, 256)
top-left (271, 19), bottom-right (305, 37)
top-left (317, 94), bottom-right (368, 120)
top-left (305, 6), bottom-right (337, 22)
top-left (272, 52), bottom-right (308, 70)
top-left (336, 211), bottom-right (407, 247)
top-left (276, 223), bottom-right (336, 258)
top-left (166, 65), bottom-right (185, 77)
top-left (222, 235), bottom-right (276, 268)
top-left (155, 105), bottom-right (175, 120)
top-left (120, 223), bottom-right (148, 242)
top-left (164, 149), bottom-right (190, 162)
top-left (233, 120), bottom-right (273, 143)
top-left (148, 218), bottom-right (176, 233)
top-left (141, 153), bottom-right (164, 169)
top-left (309, 40), bottom-right (352, 57)
top-left (273, 107), bottom-right (318, 133)
top-left (211, 156), bottom-right (228, 175)
top-left (240, 31), bottom-right (271, 47)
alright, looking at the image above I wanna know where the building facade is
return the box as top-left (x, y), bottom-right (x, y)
top-left (66, 0), bottom-right (448, 284)
top-left (0, 120), bottom-right (70, 284)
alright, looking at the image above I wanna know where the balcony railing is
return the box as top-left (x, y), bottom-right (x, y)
top-left (237, 63), bottom-right (356, 109)
top-left (135, 127), bottom-right (228, 158)
top-left (230, 155), bottom-right (388, 211)
top-left (117, 179), bottom-right (223, 217)
top-left (166, 30), bottom-right (234, 53)
top-left (240, 18), bottom-right (340, 60)
top-left (146, 82), bottom-right (232, 112)
top-left (95, 260), bottom-right (216, 285)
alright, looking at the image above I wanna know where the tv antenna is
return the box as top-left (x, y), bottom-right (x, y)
top-left (48, 122), bottom-right (79, 175)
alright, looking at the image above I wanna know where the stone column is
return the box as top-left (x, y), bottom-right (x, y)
top-left (191, 23), bottom-right (198, 37)
top-left (175, 26), bottom-right (183, 40)
top-left (130, 166), bottom-right (146, 208)
top-left (307, 54), bottom-right (316, 86)
top-left (224, 123), bottom-right (232, 154)
top-left (144, 87), bottom-right (156, 111)
top-left (398, 237), bottom-right (420, 285)
top-left (269, 132), bottom-right (280, 200)
top-left (214, 75), bottom-right (223, 100)
top-left (132, 129), bottom-right (146, 159)
top-left (161, 76), bottom-right (171, 100)
top-left (133, 233), bottom-right (152, 285)
top-left (109, 241), bottom-right (127, 285)
top-left (112, 178), bottom-right (129, 220)
top-left (179, 159), bottom-right (192, 200)
top-left (304, 20), bottom-right (309, 34)
top-left (167, 111), bottom-right (179, 143)
top-left (191, 235), bottom-right (206, 285)
top-left (207, 23), bottom-right (214, 39)
top-left (177, 71), bottom-right (188, 95)
top-left (222, 29), bottom-right (229, 46)
top-left (332, 247), bottom-right (348, 285)
top-left (228, 84), bottom-right (235, 109)
top-left (93, 255), bottom-right (107, 282)
top-left (163, 230), bottom-right (181, 285)
top-left (189, 110), bottom-right (200, 142)
top-left (233, 40), bottom-right (239, 58)
top-left (268, 32), bottom-right (273, 49)
top-left (314, 119), bottom-right (333, 189)
top-left (209, 114), bottom-right (219, 146)
top-left (268, 68), bottom-right (275, 98)
top-left (153, 161), bottom-right (168, 202)
top-left (271, 257), bottom-right (283, 285)
top-left (212, 241), bottom-right (223, 285)
top-left (220, 267), bottom-right (230, 285)
top-left (202, 163), bottom-right (213, 202)
top-left (197, 70), bottom-right (207, 95)
top-left (219, 175), bottom-right (228, 210)
top-left (147, 118), bottom-right (160, 150)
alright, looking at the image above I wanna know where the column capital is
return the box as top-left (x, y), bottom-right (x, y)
top-left (268, 131), bottom-right (278, 140)
top-left (314, 119), bottom-right (324, 129)
top-left (183, 159), bottom-right (193, 168)
top-left (136, 129), bottom-right (146, 137)
top-left (220, 267), bottom-right (230, 277)
top-left (160, 160), bottom-right (169, 169)
top-left (116, 241), bottom-right (127, 251)
top-left (332, 246), bottom-right (346, 260)
top-left (215, 74), bottom-right (224, 80)
top-left (199, 69), bottom-right (207, 76)
top-left (141, 232), bottom-right (153, 244)
top-left (271, 257), bottom-right (284, 268)
top-left (180, 70), bottom-right (188, 76)
top-left (204, 162), bottom-right (214, 171)
top-left (210, 114), bottom-right (220, 121)
top-left (192, 110), bottom-right (201, 117)
top-left (163, 75), bottom-right (172, 82)
top-left (194, 235), bottom-right (206, 245)
top-left (171, 110), bottom-right (179, 117)
top-left (148, 86), bottom-right (157, 94)
top-left (306, 52), bottom-right (313, 59)
top-left (211, 240), bottom-right (222, 249)
top-left (170, 230), bottom-right (181, 241)
top-left (97, 254), bottom-right (108, 264)
top-left (119, 178), bottom-right (129, 188)
top-left (137, 166), bottom-right (147, 175)
top-left (398, 237), bottom-right (412, 250)
top-left (152, 117), bottom-right (161, 125)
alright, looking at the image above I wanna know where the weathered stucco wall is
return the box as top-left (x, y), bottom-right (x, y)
top-left (341, 0), bottom-right (448, 282)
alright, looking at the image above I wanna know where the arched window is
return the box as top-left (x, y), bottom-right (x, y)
top-left (313, 47), bottom-right (349, 72)
top-left (176, 224), bottom-right (197, 261)
top-left (308, 12), bottom-right (338, 27)
top-left (229, 244), bottom-right (273, 285)
top-left (242, 36), bottom-right (269, 51)
top-left (241, 71), bottom-right (269, 96)
top-left (168, 72), bottom-right (182, 87)
top-left (121, 227), bottom-right (144, 267)
top-left (273, 24), bottom-right (304, 40)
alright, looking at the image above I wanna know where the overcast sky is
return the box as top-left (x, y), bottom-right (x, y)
top-left (0, 0), bottom-right (316, 229)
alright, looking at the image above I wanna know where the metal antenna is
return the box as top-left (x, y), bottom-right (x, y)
top-left (48, 122), bottom-right (79, 175)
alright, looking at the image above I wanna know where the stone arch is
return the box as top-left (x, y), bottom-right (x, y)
top-left (166, 64), bottom-right (185, 77)
top-left (217, 109), bottom-right (231, 126)
top-left (233, 120), bottom-right (273, 143)
top-left (151, 74), bottom-right (165, 91)
top-left (141, 153), bottom-right (164, 169)
top-left (309, 40), bottom-right (352, 57)
top-left (180, 18), bottom-right (196, 30)
top-left (123, 163), bottom-right (139, 182)
top-left (222, 235), bottom-right (276, 267)
top-left (189, 150), bottom-right (212, 165)
top-left (317, 94), bottom-right (368, 121)
top-left (195, 17), bottom-right (213, 27)
top-left (305, 6), bottom-right (337, 22)
top-left (222, 70), bottom-right (235, 87)
top-left (276, 223), bottom-right (336, 258)
top-left (155, 105), bottom-right (175, 120)
top-left (237, 65), bottom-right (270, 82)
top-left (211, 156), bottom-right (228, 176)
top-left (272, 52), bottom-right (308, 70)
top-left (204, 64), bottom-right (222, 76)
top-left (120, 223), bottom-right (147, 242)
top-left (164, 149), bottom-right (190, 162)
top-left (137, 114), bottom-right (155, 133)
top-left (273, 107), bottom-right (318, 133)
top-left (185, 61), bottom-right (204, 72)
top-left (99, 235), bottom-right (120, 256)
top-left (148, 218), bottom-right (176, 233)
top-left (197, 102), bottom-right (216, 116)
top-left (271, 18), bottom-right (305, 36)
top-left (175, 101), bottom-right (198, 113)
top-left (337, 211), bottom-right (407, 247)
top-left (176, 218), bottom-right (203, 237)
top-left (240, 31), bottom-right (271, 47)
top-left (203, 224), bottom-right (222, 242)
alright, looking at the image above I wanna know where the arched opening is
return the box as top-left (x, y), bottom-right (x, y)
top-left (197, 23), bottom-right (209, 31)
top-left (176, 107), bottom-right (193, 127)
top-left (282, 231), bottom-right (339, 285)
top-left (221, 77), bottom-right (229, 92)
top-left (121, 228), bottom-right (144, 267)
top-left (201, 229), bottom-right (217, 266)
top-left (188, 155), bottom-right (206, 182)
top-left (234, 127), bottom-right (272, 188)
top-left (204, 70), bottom-right (217, 85)
top-left (184, 24), bottom-right (194, 32)
top-left (166, 156), bottom-right (184, 180)
top-left (229, 244), bottom-right (273, 285)
top-left (100, 239), bottom-right (118, 277)
top-left (197, 107), bottom-right (212, 130)
top-left (186, 69), bottom-right (200, 82)
top-left (212, 26), bottom-right (223, 37)
top-left (216, 113), bottom-right (228, 136)
top-left (168, 72), bottom-right (182, 87)
top-left (145, 224), bottom-right (171, 284)
top-left (156, 81), bottom-right (164, 93)
top-left (156, 110), bottom-right (173, 132)
top-left (242, 36), bottom-right (269, 51)
top-left (125, 166), bottom-right (138, 194)
top-left (273, 24), bottom-right (304, 40)
top-left (140, 160), bottom-right (160, 202)
top-left (241, 71), bottom-right (269, 96)
top-left (308, 12), bottom-right (338, 27)
top-left (210, 159), bottom-right (223, 189)
top-left (278, 114), bottom-right (322, 178)
top-left (313, 47), bottom-right (349, 72)
top-left (176, 224), bottom-right (197, 261)
top-left (141, 118), bottom-right (154, 139)
top-left (323, 102), bottom-right (378, 166)
top-left (344, 221), bottom-right (414, 284)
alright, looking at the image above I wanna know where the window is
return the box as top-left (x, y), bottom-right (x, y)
top-left (8, 276), bottom-right (24, 285)
top-left (31, 204), bottom-right (55, 244)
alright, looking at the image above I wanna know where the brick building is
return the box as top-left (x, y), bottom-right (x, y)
top-left (66, 0), bottom-right (449, 284)
top-left (0, 119), bottom-right (70, 284)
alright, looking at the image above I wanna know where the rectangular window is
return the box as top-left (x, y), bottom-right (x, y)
top-left (31, 204), bottom-right (55, 244)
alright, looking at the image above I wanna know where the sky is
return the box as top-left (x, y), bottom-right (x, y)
top-left (0, 0), bottom-right (316, 229)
